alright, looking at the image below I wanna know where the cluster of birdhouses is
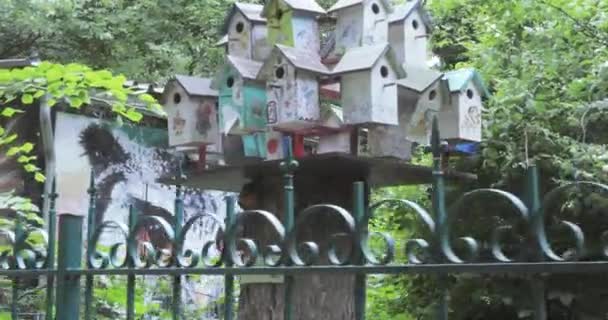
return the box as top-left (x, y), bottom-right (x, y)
top-left (163, 0), bottom-right (489, 168)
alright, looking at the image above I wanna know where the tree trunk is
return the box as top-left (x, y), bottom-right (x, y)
top-left (237, 170), bottom-right (368, 320)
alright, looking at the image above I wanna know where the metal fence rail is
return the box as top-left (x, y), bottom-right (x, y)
top-left (1, 121), bottom-right (608, 320)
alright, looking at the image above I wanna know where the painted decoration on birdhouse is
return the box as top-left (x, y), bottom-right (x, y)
top-left (242, 132), bottom-right (267, 158)
top-left (265, 130), bottom-right (285, 160)
top-left (396, 68), bottom-right (444, 145)
top-left (262, 0), bottom-right (325, 52)
top-left (222, 3), bottom-right (271, 61)
top-left (329, 0), bottom-right (393, 55)
top-left (438, 68), bottom-right (489, 143)
top-left (333, 43), bottom-right (405, 126)
top-left (163, 76), bottom-right (219, 147)
top-left (389, 0), bottom-right (432, 68)
top-left (367, 124), bottom-right (413, 160)
top-left (258, 45), bottom-right (330, 132)
top-left (212, 55), bottom-right (267, 135)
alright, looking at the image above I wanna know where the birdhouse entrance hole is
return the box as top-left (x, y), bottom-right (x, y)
top-left (371, 3), bottom-right (380, 14)
top-left (236, 22), bottom-right (245, 33)
top-left (467, 89), bottom-right (474, 99)
top-left (227, 77), bottom-right (235, 88)
top-left (412, 20), bottom-right (419, 30)
top-left (380, 66), bottom-right (389, 78)
top-left (275, 66), bottom-right (285, 79)
top-left (429, 90), bottom-right (437, 100)
top-left (173, 93), bottom-right (182, 104)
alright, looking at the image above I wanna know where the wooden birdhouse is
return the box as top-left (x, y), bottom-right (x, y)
top-left (332, 43), bottom-right (405, 126)
top-left (212, 55), bottom-right (267, 135)
top-left (222, 3), bottom-right (271, 61)
top-left (262, 0), bottom-right (326, 53)
top-left (258, 44), bottom-right (331, 132)
top-left (328, 0), bottom-right (393, 55)
top-left (438, 68), bottom-right (489, 143)
top-left (389, 0), bottom-right (432, 68)
top-left (367, 124), bottom-right (413, 160)
top-left (316, 104), bottom-right (353, 154)
top-left (396, 68), bottom-right (444, 145)
top-left (242, 132), bottom-right (267, 159)
top-left (163, 75), bottom-right (219, 147)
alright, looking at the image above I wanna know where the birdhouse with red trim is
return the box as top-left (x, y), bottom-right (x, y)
top-left (258, 45), bottom-right (331, 132)
top-left (332, 43), bottom-right (405, 126)
top-left (163, 75), bottom-right (220, 147)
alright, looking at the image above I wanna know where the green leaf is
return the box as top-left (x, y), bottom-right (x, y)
top-left (17, 155), bottom-right (36, 163)
top-left (24, 164), bottom-right (38, 172)
top-left (20, 143), bottom-right (34, 153)
top-left (34, 172), bottom-right (46, 183)
top-left (6, 147), bottom-right (20, 156)
top-left (69, 97), bottom-right (84, 108)
top-left (21, 94), bottom-right (34, 104)
top-left (1, 107), bottom-right (24, 117)
top-left (47, 98), bottom-right (57, 107)
top-left (0, 134), bottom-right (18, 145)
top-left (125, 109), bottom-right (143, 122)
top-left (138, 93), bottom-right (157, 104)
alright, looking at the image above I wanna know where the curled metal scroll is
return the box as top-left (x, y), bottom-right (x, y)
top-left (227, 210), bottom-right (285, 267)
top-left (367, 200), bottom-right (435, 265)
top-left (176, 213), bottom-right (224, 268)
top-left (537, 182), bottom-right (608, 261)
top-left (286, 204), bottom-right (356, 266)
top-left (0, 226), bottom-right (49, 270)
top-left (127, 215), bottom-right (175, 268)
top-left (88, 221), bottom-right (130, 269)
top-left (444, 189), bottom-right (529, 263)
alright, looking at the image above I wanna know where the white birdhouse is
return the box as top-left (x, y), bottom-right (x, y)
top-left (258, 44), bottom-right (331, 132)
top-left (222, 3), bottom-right (271, 61)
top-left (163, 75), bottom-right (219, 147)
top-left (367, 124), bottom-right (413, 160)
top-left (396, 68), bottom-right (444, 145)
top-left (262, 0), bottom-right (326, 53)
top-left (212, 55), bottom-right (267, 135)
top-left (328, 0), bottom-right (393, 55)
top-left (438, 68), bottom-right (489, 143)
top-left (332, 43), bottom-right (405, 126)
top-left (389, 0), bottom-right (432, 68)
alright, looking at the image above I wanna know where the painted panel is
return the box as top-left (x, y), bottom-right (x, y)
top-left (267, 60), bottom-right (299, 128)
top-left (334, 5), bottom-right (363, 54)
top-left (403, 11), bottom-right (429, 68)
top-left (292, 14), bottom-right (320, 52)
top-left (368, 124), bottom-right (412, 160)
top-left (457, 84), bottom-right (483, 142)
top-left (228, 11), bottom-right (252, 59)
top-left (218, 67), bottom-right (241, 134)
top-left (265, 130), bottom-right (285, 160)
top-left (54, 112), bottom-right (226, 314)
top-left (342, 71), bottom-right (372, 125)
top-left (295, 72), bottom-right (320, 122)
top-left (252, 25), bottom-right (272, 61)
top-left (242, 132), bottom-right (267, 157)
top-left (243, 83), bottom-right (267, 131)
top-left (267, 0), bottom-right (294, 47)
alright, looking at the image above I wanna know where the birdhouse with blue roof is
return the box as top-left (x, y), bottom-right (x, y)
top-left (438, 68), bottom-right (489, 143)
top-left (258, 44), bottom-right (331, 132)
top-left (328, 0), bottom-right (393, 55)
top-left (163, 75), bottom-right (220, 147)
top-left (212, 55), bottom-right (267, 135)
top-left (332, 43), bottom-right (405, 126)
top-left (389, 0), bottom-right (432, 68)
top-left (397, 68), bottom-right (444, 145)
top-left (262, 0), bottom-right (326, 53)
top-left (222, 3), bottom-right (271, 61)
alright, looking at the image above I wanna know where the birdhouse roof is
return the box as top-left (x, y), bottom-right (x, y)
top-left (396, 68), bottom-right (443, 93)
top-left (215, 34), bottom-right (228, 47)
top-left (262, 0), bottom-right (326, 17)
top-left (211, 55), bottom-right (264, 89)
top-left (221, 3), bottom-right (266, 34)
top-left (332, 43), bottom-right (405, 77)
top-left (328, 0), bottom-right (393, 13)
top-left (389, 0), bottom-right (432, 29)
top-left (444, 68), bottom-right (490, 97)
top-left (259, 45), bottom-right (331, 77)
top-left (171, 75), bottom-right (218, 97)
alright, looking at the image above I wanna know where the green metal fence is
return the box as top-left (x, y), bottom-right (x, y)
top-left (1, 119), bottom-right (608, 319)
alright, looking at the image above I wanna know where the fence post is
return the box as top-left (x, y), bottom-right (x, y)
top-left (173, 185), bottom-right (184, 320)
top-left (45, 180), bottom-right (58, 320)
top-left (12, 208), bottom-right (23, 320)
top-left (524, 165), bottom-right (547, 320)
top-left (126, 205), bottom-right (137, 320)
top-left (55, 214), bottom-right (84, 320)
top-left (281, 137), bottom-right (297, 320)
top-left (224, 196), bottom-right (236, 320)
top-left (84, 172), bottom-right (96, 320)
top-left (353, 181), bottom-right (367, 320)
top-left (431, 118), bottom-right (449, 320)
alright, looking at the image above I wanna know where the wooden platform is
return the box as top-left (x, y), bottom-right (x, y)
top-left (158, 153), bottom-right (476, 192)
